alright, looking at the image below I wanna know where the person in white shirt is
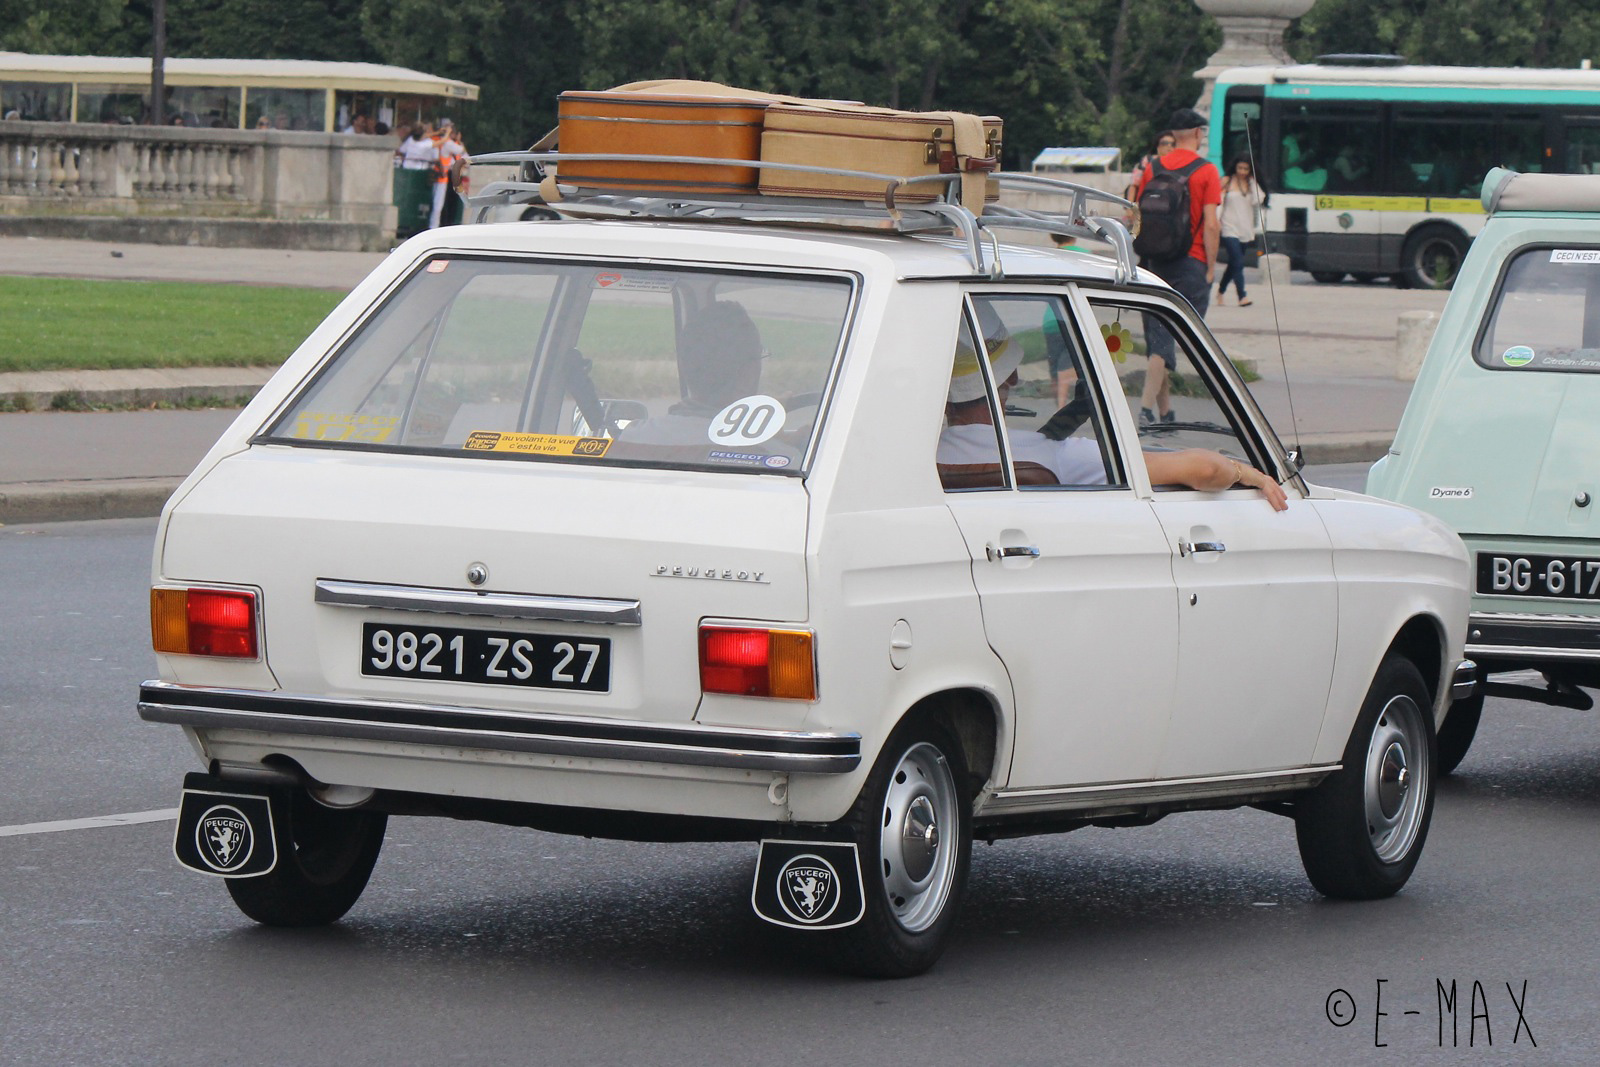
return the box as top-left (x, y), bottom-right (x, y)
top-left (936, 321), bottom-right (1287, 509)
top-left (397, 124), bottom-right (436, 170)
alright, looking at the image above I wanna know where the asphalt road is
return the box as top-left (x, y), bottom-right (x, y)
top-left (3, 500), bottom-right (1596, 1065)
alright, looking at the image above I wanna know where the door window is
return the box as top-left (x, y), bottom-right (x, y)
top-left (936, 294), bottom-right (1121, 491)
top-left (1087, 299), bottom-right (1258, 480)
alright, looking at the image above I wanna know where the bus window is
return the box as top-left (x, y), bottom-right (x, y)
top-left (1221, 90), bottom-right (1263, 171)
top-left (1392, 110), bottom-right (1495, 198)
top-left (1569, 127), bottom-right (1600, 174)
top-left (0, 81), bottom-right (70, 121)
top-left (245, 88), bottom-right (325, 132)
top-left (1498, 114), bottom-right (1545, 175)
top-left (78, 84), bottom-right (145, 124)
top-left (1276, 103), bottom-right (1378, 194)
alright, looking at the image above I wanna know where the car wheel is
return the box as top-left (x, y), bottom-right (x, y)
top-left (226, 789), bottom-right (387, 927)
top-left (1310, 270), bottom-right (1346, 283)
top-left (1400, 226), bottom-right (1468, 289)
top-left (826, 719), bottom-right (972, 978)
top-left (1295, 655), bottom-right (1435, 899)
top-left (1436, 687), bottom-right (1484, 777)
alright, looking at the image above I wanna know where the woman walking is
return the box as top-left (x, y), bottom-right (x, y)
top-left (1217, 157), bottom-right (1266, 306)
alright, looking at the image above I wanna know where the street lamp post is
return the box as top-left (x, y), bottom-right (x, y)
top-left (150, 0), bottom-right (166, 125)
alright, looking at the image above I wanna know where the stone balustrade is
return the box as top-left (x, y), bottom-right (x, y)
top-left (0, 120), bottom-right (398, 250)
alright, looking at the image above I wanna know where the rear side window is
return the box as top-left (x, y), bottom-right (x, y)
top-left (1476, 247), bottom-right (1600, 373)
top-left (260, 257), bottom-right (854, 474)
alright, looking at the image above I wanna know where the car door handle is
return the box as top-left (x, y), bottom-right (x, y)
top-left (986, 543), bottom-right (1041, 561)
top-left (1178, 539), bottom-right (1226, 557)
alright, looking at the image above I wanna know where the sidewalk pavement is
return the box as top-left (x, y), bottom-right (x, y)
top-left (0, 236), bottom-right (1448, 525)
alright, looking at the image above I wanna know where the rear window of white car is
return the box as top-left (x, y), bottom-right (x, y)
top-left (1475, 246), bottom-right (1600, 373)
top-left (259, 256), bottom-right (854, 474)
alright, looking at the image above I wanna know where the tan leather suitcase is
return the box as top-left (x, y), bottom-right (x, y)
top-left (759, 105), bottom-right (1002, 210)
top-left (556, 89), bottom-right (767, 195)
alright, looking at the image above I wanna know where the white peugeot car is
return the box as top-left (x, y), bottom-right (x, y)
top-left (141, 170), bottom-right (1473, 977)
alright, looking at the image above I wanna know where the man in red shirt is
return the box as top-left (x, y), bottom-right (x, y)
top-left (1133, 107), bottom-right (1222, 424)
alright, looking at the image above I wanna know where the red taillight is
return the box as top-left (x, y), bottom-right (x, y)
top-left (151, 587), bottom-right (258, 658)
top-left (699, 626), bottom-right (815, 700)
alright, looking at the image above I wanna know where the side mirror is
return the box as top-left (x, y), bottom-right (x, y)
top-left (1284, 448), bottom-right (1304, 474)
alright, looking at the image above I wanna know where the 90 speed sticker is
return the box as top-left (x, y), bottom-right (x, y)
top-left (708, 395), bottom-right (786, 447)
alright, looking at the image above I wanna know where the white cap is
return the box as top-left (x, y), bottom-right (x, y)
top-left (947, 333), bottom-right (1023, 403)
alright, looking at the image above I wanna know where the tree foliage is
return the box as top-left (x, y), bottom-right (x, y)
top-left (1289, 0), bottom-right (1600, 69)
top-left (15, 1), bottom-right (1600, 166)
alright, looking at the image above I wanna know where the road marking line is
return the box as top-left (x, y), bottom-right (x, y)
top-left (0, 808), bottom-right (178, 838)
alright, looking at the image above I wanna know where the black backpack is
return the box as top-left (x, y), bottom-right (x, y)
top-left (1132, 157), bottom-right (1205, 263)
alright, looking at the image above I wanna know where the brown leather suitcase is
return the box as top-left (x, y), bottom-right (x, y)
top-left (759, 105), bottom-right (1002, 210)
top-left (556, 89), bottom-right (767, 195)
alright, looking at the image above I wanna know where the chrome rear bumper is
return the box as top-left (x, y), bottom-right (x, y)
top-left (1465, 612), bottom-right (1600, 663)
top-left (1450, 659), bottom-right (1479, 702)
top-left (138, 681), bottom-right (860, 774)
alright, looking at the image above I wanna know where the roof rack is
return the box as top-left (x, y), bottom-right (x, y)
top-left (462, 151), bottom-right (1140, 283)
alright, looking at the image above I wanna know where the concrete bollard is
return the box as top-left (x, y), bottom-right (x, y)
top-left (1396, 310), bottom-right (1441, 381)
top-left (1260, 252), bottom-right (1293, 288)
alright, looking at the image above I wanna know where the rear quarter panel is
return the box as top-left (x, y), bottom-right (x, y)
top-left (787, 279), bottom-right (1014, 823)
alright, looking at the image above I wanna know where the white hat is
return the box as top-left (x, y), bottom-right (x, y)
top-left (948, 332), bottom-right (1023, 403)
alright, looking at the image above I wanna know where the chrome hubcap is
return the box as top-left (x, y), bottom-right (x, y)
top-left (1364, 695), bottom-right (1429, 863)
top-left (878, 741), bottom-right (959, 933)
top-left (1377, 743), bottom-right (1409, 818)
top-left (901, 796), bottom-right (939, 882)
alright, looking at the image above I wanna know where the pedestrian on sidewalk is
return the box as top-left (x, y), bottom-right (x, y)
top-left (1129, 107), bottom-right (1221, 425)
top-left (1218, 156), bottom-right (1266, 307)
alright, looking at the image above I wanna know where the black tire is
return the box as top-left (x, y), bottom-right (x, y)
top-left (1436, 688), bottom-right (1484, 777)
top-left (1400, 225), bottom-right (1468, 289)
top-left (1310, 270), bottom-right (1347, 283)
top-left (226, 789), bottom-right (387, 927)
top-left (825, 717), bottom-right (972, 979)
top-left (1295, 655), bottom-right (1435, 900)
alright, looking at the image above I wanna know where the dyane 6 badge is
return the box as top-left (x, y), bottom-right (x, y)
top-left (751, 840), bottom-right (865, 930)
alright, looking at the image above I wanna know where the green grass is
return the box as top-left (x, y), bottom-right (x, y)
top-left (0, 276), bottom-right (344, 373)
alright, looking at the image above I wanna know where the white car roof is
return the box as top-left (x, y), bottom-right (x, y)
top-left (398, 218), bottom-right (1146, 287)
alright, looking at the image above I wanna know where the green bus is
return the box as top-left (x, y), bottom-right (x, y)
top-left (1210, 58), bottom-right (1600, 288)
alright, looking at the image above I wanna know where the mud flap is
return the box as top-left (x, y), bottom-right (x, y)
top-left (172, 772), bottom-right (278, 878)
top-left (751, 839), bottom-right (865, 930)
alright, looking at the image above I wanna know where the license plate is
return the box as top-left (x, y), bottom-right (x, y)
top-left (360, 622), bottom-right (611, 692)
top-left (1476, 553), bottom-right (1600, 600)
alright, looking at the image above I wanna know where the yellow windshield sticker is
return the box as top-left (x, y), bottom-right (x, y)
top-left (290, 412), bottom-right (398, 443)
top-left (1313, 196), bottom-right (1427, 212)
top-left (463, 431), bottom-right (612, 457)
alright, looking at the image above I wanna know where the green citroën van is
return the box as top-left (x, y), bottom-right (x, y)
top-left (1370, 167), bottom-right (1600, 773)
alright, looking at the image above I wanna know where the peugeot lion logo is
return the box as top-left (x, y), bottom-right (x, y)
top-left (196, 805), bottom-right (254, 873)
top-left (777, 854), bottom-right (840, 924)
